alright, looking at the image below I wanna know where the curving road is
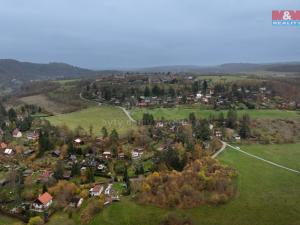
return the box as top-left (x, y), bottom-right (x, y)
top-left (212, 141), bottom-right (227, 159)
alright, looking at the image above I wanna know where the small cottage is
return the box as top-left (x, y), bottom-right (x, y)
top-left (89, 185), bottom-right (103, 197)
top-left (32, 192), bottom-right (53, 212)
top-left (12, 129), bottom-right (22, 138)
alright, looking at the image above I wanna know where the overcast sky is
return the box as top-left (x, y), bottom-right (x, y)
top-left (0, 0), bottom-right (300, 69)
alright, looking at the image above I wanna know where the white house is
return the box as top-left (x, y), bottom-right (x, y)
top-left (89, 185), bottom-right (103, 197)
top-left (4, 148), bottom-right (14, 156)
top-left (196, 93), bottom-right (203, 99)
top-left (32, 192), bottom-right (53, 212)
top-left (12, 129), bottom-right (22, 138)
top-left (103, 151), bottom-right (112, 159)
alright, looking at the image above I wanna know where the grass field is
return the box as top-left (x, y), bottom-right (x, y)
top-left (130, 106), bottom-right (300, 121)
top-left (2, 143), bottom-right (300, 225)
top-left (47, 106), bottom-right (136, 135)
top-left (0, 215), bottom-right (22, 225)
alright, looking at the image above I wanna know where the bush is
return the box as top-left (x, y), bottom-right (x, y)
top-left (139, 158), bottom-right (237, 208)
top-left (27, 216), bottom-right (44, 225)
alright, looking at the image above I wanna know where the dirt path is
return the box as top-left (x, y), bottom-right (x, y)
top-left (79, 89), bottom-right (136, 123)
top-left (226, 143), bottom-right (300, 174)
top-left (118, 106), bottom-right (136, 123)
top-left (212, 141), bottom-right (227, 159)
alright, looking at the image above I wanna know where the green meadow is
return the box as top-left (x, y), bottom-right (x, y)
top-left (47, 106), bottom-right (136, 135)
top-left (130, 106), bottom-right (300, 121)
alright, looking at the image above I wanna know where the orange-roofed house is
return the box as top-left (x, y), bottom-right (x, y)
top-left (32, 192), bottom-right (53, 211)
top-left (0, 142), bottom-right (7, 150)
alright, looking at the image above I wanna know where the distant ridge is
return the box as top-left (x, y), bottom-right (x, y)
top-left (0, 59), bottom-right (299, 83)
top-left (133, 62), bottom-right (300, 73)
top-left (0, 59), bottom-right (97, 82)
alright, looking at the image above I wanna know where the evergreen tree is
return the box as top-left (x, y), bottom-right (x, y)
top-left (168, 87), bottom-right (176, 98)
top-left (0, 103), bottom-right (7, 117)
top-left (85, 167), bottom-right (95, 183)
top-left (101, 126), bottom-right (108, 138)
top-left (152, 85), bottom-right (161, 96)
top-left (110, 129), bottom-right (119, 144)
top-left (218, 112), bottom-right (225, 127)
top-left (194, 119), bottom-right (211, 141)
top-left (202, 80), bottom-right (208, 94)
top-left (123, 166), bottom-right (131, 194)
top-left (38, 130), bottom-right (51, 156)
top-left (71, 162), bottom-right (81, 176)
top-left (239, 114), bottom-right (251, 139)
top-left (227, 109), bottom-right (238, 129)
top-left (142, 113), bottom-right (154, 125)
top-left (42, 184), bottom-right (48, 193)
top-left (8, 108), bottom-right (17, 122)
top-left (189, 112), bottom-right (196, 126)
top-left (144, 86), bottom-right (151, 97)
top-left (54, 161), bottom-right (64, 180)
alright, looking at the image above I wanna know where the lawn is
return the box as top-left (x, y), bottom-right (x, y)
top-left (0, 215), bottom-right (23, 225)
top-left (47, 106), bottom-right (136, 136)
top-left (130, 106), bottom-right (300, 121)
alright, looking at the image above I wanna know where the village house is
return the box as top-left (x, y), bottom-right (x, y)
top-left (3, 148), bottom-right (14, 156)
top-left (0, 142), bottom-right (7, 150)
top-left (32, 192), bottom-right (53, 212)
top-left (63, 170), bottom-right (72, 180)
top-left (233, 134), bottom-right (241, 142)
top-left (89, 185), bottom-right (104, 196)
top-left (69, 154), bottom-right (77, 162)
top-left (12, 128), bottom-right (22, 138)
top-left (23, 169), bottom-right (33, 177)
top-left (74, 138), bottom-right (84, 146)
top-left (37, 170), bottom-right (53, 184)
top-left (155, 122), bottom-right (164, 128)
top-left (97, 164), bottom-right (107, 172)
top-left (23, 149), bottom-right (35, 156)
top-left (69, 197), bottom-right (83, 208)
top-left (214, 130), bottom-right (223, 138)
top-left (51, 150), bottom-right (61, 158)
top-left (27, 131), bottom-right (39, 141)
top-left (118, 152), bottom-right (125, 160)
top-left (132, 148), bottom-right (144, 160)
top-left (103, 151), bottom-right (112, 159)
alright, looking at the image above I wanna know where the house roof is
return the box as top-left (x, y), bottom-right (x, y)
top-left (38, 192), bottom-right (53, 205)
top-left (12, 129), bottom-right (21, 135)
top-left (91, 185), bottom-right (102, 193)
top-left (74, 138), bottom-right (82, 143)
top-left (103, 151), bottom-right (111, 155)
top-left (0, 142), bottom-right (7, 149)
top-left (4, 148), bottom-right (13, 155)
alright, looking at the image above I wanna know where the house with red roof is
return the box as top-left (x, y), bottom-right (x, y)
top-left (32, 192), bottom-right (53, 211)
top-left (0, 142), bottom-right (7, 150)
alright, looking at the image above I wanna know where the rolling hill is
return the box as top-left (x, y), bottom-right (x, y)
top-left (0, 59), bottom-right (97, 82)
